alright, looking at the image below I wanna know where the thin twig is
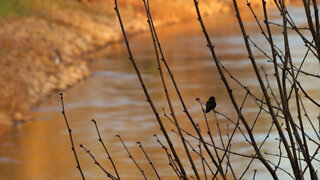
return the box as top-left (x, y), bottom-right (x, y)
top-left (92, 119), bottom-right (120, 179)
top-left (153, 135), bottom-right (182, 178)
top-left (144, 0), bottom-right (225, 178)
top-left (137, 141), bottom-right (161, 180)
top-left (113, 1), bottom-right (187, 178)
top-left (116, 135), bottom-right (147, 180)
top-left (59, 93), bottom-right (85, 180)
top-left (79, 144), bottom-right (117, 180)
top-left (142, 1), bottom-right (200, 178)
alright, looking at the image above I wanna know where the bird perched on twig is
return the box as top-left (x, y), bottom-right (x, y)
top-left (205, 96), bottom-right (216, 113)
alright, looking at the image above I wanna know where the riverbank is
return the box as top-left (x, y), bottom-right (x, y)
top-left (0, 0), bottom-right (231, 125)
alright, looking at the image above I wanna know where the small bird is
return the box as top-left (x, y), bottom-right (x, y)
top-left (205, 96), bottom-right (216, 113)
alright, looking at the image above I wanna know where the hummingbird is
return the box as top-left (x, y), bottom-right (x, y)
top-left (205, 96), bottom-right (216, 113)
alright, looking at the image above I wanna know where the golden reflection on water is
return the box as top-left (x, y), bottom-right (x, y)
top-left (0, 4), bottom-right (319, 180)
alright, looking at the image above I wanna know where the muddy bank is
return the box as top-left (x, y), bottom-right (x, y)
top-left (0, 0), bottom-right (231, 124)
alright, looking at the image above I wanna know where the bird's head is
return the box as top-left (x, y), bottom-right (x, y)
top-left (209, 96), bottom-right (215, 101)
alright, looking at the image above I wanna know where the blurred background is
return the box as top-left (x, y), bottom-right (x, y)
top-left (0, 0), bottom-right (319, 179)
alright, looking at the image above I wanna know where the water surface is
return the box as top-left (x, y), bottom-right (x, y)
top-left (0, 5), bottom-right (319, 180)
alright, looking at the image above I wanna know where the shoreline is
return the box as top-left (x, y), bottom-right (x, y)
top-left (0, 0), bottom-right (231, 125)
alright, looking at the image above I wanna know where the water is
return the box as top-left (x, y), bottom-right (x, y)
top-left (0, 5), bottom-right (319, 180)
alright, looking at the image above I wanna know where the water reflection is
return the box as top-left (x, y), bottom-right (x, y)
top-left (0, 4), bottom-right (319, 180)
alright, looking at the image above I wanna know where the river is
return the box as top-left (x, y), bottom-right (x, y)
top-left (0, 4), bottom-right (319, 180)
